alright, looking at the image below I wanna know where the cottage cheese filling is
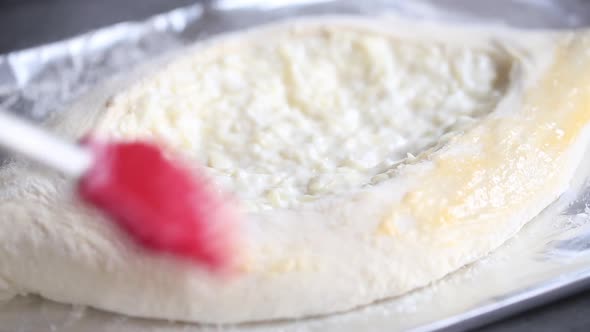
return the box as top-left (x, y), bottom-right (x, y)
top-left (108, 28), bottom-right (510, 211)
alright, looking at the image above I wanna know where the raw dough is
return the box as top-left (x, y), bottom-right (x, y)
top-left (1, 17), bottom-right (590, 323)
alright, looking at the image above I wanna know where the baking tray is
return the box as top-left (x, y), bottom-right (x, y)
top-left (2, 1), bottom-right (590, 331)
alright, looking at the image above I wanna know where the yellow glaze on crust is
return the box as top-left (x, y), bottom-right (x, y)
top-left (383, 34), bottom-right (590, 239)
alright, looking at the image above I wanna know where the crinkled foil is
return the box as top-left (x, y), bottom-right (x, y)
top-left (1, 1), bottom-right (590, 331)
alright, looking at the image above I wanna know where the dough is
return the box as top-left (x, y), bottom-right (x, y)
top-left (1, 16), bottom-right (590, 323)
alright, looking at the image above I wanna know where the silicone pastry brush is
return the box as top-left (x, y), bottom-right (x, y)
top-left (0, 110), bottom-right (236, 271)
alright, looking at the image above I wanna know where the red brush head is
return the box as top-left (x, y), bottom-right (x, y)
top-left (78, 139), bottom-right (238, 272)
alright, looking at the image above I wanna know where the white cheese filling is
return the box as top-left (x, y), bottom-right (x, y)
top-left (108, 29), bottom-right (510, 211)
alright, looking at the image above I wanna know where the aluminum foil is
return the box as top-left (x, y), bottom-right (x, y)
top-left (2, 1), bottom-right (590, 331)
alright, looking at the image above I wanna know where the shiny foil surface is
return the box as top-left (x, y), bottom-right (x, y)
top-left (1, 1), bottom-right (590, 331)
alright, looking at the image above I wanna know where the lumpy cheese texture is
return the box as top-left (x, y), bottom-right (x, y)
top-left (108, 29), bottom-right (508, 211)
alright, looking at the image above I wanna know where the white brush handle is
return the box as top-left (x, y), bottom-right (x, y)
top-left (0, 111), bottom-right (93, 178)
